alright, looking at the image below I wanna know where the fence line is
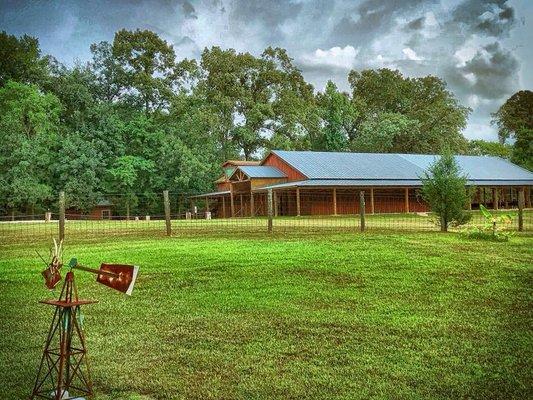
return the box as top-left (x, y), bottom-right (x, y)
top-left (0, 190), bottom-right (531, 244)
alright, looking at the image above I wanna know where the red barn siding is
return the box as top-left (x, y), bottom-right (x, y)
top-left (262, 153), bottom-right (307, 181)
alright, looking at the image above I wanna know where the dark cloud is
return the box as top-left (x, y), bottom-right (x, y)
top-left (459, 42), bottom-right (519, 99)
top-left (450, 0), bottom-right (516, 37)
top-left (406, 17), bottom-right (425, 31)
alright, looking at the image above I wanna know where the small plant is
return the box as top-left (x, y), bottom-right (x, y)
top-left (464, 204), bottom-right (515, 242)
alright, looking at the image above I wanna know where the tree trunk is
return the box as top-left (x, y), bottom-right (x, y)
top-left (440, 216), bottom-right (447, 232)
top-left (126, 201), bottom-right (130, 221)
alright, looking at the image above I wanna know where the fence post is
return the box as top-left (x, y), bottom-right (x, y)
top-left (163, 190), bottom-right (171, 236)
top-left (359, 191), bottom-right (365, 232)
top-left (59, 191), bottom-right (65, 242)
top-left (518, 188), bottom-right (524, 232)
top-left (267, 189), bottom-right (273, 233)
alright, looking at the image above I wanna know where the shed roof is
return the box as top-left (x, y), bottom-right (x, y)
top-left (270, 150), bottom-right (533, 183)
top-left (236, 165), bottom-right (286, 179)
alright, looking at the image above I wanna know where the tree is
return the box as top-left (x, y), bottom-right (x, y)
top-left (421, 151), bottom-right (472, 232)
top-left (492, 90), bottom-right (533, 170)
top-left (0, 81), bottom-right (60, 214)
top-left (468, 139), bottom-right (512, 159)
top-left (354, 112), bottom-right (420, 153)
top-left (112, 29), bottom-right (177, 113)
top-left (348, 69), bottom-right (470, 153)
top-left (492, 90), bottom-right (533, 143)
top-left (314, 81), bottom-right (356, 151)
top-left (106, 155), bottom-right (156, 218)
top-left (0, 31), bottom-right (50, 87)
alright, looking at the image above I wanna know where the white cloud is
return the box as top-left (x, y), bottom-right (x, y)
top-left (402, 47), bottom-right (424, 61)
top-left (304, 45), bottom-right (359, 69)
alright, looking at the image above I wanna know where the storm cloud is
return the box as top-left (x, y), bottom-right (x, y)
top-left (1, 0), bottom-right (531, 140)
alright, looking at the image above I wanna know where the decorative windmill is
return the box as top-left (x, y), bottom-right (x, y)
top-left (30, 239), bottom-right (139, 400)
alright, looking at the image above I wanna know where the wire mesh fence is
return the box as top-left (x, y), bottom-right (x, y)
top-left (0, 191), bottom-right (531, 244)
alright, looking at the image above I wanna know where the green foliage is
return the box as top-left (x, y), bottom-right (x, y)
top-left (0, 30), bottom-right (483, 215)
top-left (468, 139), bottom-right (512, 158)
top-left (0, 31), bottom-right (49, 87)
top-left (421, 151), bottom-right (472, 232)
top-left (0, 81), bottom-right (61, 213)
top-left (349, 69), bottom-right (470, 153)
top-left (463, 205), bottom-right (515, 242)
top-left (492, 90), bottom-right (533, 170)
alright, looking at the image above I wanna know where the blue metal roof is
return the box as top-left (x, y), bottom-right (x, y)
top-left (270, 150), bottom-right (533, 183)
top-left (238, 165), bottom-right (286, 178)
top-left (255, 178), bottom-right (533, 191)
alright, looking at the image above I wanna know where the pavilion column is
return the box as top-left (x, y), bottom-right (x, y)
top-left (222, 196), bottom-right (226, 218)
top-left (205, 196), bottom-right (209, 212)
top-left (370, 188), bottom-right (375, 214)
top-left (333, 188), bottom-right (337, 216)
top-left (296, 188), bottom-right (301, 217)
top-left (493, 188), bottom-right (499, 210)
top-left (230, 183), bottom-right (235, 217)
top-left (250, 192), bottom-right (255, 217)
top-left (404, 188), bottom-right (410, 213)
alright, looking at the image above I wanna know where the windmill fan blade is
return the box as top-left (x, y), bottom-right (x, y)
top-left (96, 264), bottom-right (139, 295)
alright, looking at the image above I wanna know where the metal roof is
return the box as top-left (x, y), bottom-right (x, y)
top-left (270, 150), bottom-right (533, 183)
top-left (237, 165), bottom-right (286, 178)
top-left (254, 178), bottom-right (533, 191)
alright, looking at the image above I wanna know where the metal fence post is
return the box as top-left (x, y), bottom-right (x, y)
top-left (59, 191), bottom-right (65, 242)
top-left (518, 188), bottom-right (524, 232)
top-left (267, 189), bottom-right (273, 233)
top-left (163, 190), bottom-right (171, 236)
top-left (359, 191), bottom-right (365, 232)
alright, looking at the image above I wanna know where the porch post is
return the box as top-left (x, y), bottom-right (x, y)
top-left (222, 196), bottom-right (226, 218)
top-left (493, 187), bottom-right (499, 210)
top-left (404, 188), bottom-right (409, 213)
top-left (370, 187), bottom-right (375, 214)
top-left (333, 188), bottom-right (337, 216)
top-left (230, 183), bottom-right (235, 217)
top-left (205, 196), bottom-right (209, 212)
top-left (250, 191), bottom-right (254, 217)
top-left (296, 188), bottom-right (301, 217)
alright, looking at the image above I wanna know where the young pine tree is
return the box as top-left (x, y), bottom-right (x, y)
top-left (421, 152), bottom-right (472, 232)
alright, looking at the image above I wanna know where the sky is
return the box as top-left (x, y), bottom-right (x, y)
top-left (1, 0), bottom-right (532, 141)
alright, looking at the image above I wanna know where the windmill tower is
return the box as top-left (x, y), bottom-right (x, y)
top-left (30, 241), bottom-right (138, 399)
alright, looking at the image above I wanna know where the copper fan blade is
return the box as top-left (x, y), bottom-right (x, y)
top-left (96, 264), bottom-right (139, 295)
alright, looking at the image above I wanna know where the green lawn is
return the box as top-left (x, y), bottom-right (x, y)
top-left (1, 232), bottom-right (532, 399)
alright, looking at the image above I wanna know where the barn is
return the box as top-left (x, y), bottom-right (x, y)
top-left (191, 150), bottom-right (533, 217)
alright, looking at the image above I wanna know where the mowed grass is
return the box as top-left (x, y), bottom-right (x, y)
top-left (0, 232), bottom-right (532, 399)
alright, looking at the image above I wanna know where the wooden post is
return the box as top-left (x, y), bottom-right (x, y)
top-left (230, 183), bottom-right (235, 217)
top-left (493, 188), bottom-right (499, 210)
top-left (163, 190), bottom-right (171, 236)
top-left (527, 187), bottom-right (532, 209)
top-left (59, 191), bottom-right (65, 242)
top-left (222, 196), bottom-right (226, 218)
top-left (404, 188), bottom-right (409, 213)
top-left (274, 191), bottom-right (278, 217)
top-left (240, 194), bottom-right (243, 216)
top-left (518, 187), bottom-right (525, 232)
top-left (359, 191), bottom-right (365, 232)
top-left (333, 188), bottom-right (337, 216)
top-left (296, 188), bottom-right (301, 217)
top-left (370, 188), bottom-right (375, 214)
top-left (205, 196), bottom-right (210, 212)
top-left (250, 192), bottom-right (254, 217)
top-left (267, 189), bottom-right (273, 233)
